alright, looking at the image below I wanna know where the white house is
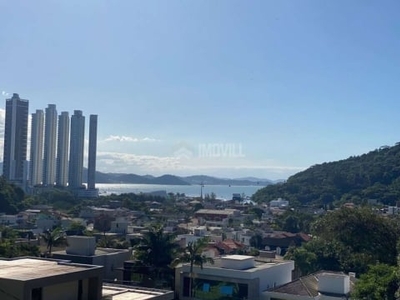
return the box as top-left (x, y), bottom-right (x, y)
top-left (175, 254), bottom-right (294, 300)
top-left (270, 198), bottom-right (289, 209)
top-left (110, 217), bottom-right (130, 234)
top-left (263, 271), bottom-right (355, 299)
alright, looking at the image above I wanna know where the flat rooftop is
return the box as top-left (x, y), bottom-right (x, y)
top-left (102, 284), bottom-right (174, 300)
top-left (223, 255), bottom-right (254, 261)
top-left (195, 209), bottom-right (238, 215)
top-left (179, 255), bottom-right (290, 272)
top-left (53, 247), bottom-right (130, 257)
top-left (0, 258), bottom-right (101, 281)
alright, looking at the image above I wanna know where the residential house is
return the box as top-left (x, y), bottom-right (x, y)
top-left (270, 198), bottom-right (289, 209)
top-left (214, 239), bottom-right (246, 255)
top-left (52, 236), bottom-right (132, 282)
top-left (0, 257), bottom-right (174, 300)
top-left (263, 271), bottom-right (356, 299)
top-left (195, 209), bottom-right (241, 227)
top-left (263, 231), bottom-right (311, 256)
top-left (0, 257), bottom-right (103, 300)
top-left (110, 217), bottom-right (130, 234)
top-left (175, 254), bottom-right (294, 300)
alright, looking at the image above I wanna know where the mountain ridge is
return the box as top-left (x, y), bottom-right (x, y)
top-left (252, 142), bottom-right (400, 206)
top-left (82, 169), bottom-right (273, 186)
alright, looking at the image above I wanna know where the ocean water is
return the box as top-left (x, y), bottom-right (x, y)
top-left (95, 183), bottom-right (264, 200)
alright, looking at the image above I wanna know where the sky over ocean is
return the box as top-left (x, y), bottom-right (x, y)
top-left (1, 1), bottom-right (400, 179)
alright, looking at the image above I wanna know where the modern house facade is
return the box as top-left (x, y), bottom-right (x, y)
top-left (0, 257), bottom-right (103, 300)
top-left (175, 254), bottom-right (294, 300)
top-left (52, 236), bottom-right (131, 282)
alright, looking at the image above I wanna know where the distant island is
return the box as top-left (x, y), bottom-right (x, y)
top-left (82, 170), bottom-right (275, 186)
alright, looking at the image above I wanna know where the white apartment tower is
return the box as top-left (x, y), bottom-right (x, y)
top-left (87, 115), bottom-right (98, 190)
top-left (56, 111), bottom-right (70, 187)
top-left (29, 110), bottom-right (44, 186)
top-left (68, 110), bottom-right (85, 188)
top-left (42, 104), bottom-right (58, 186)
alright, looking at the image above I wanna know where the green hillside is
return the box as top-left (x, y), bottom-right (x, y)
top-left (252, 143), bottom-right (400, 207)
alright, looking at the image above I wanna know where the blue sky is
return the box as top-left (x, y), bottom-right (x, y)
top-left (1, 0), bottom-right (400, 179)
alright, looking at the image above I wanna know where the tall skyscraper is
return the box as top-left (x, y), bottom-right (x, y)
top-left (87, 115), bottom-right (98, 190)
top-left (30, 109), bottom-right (44, 186)
top-left (3, 93), bottom-right (29, 182)
top-left (43, 104), bottom-right (58, 185)
top-left (56, 112), bottom-right (70, 187)
top-left (68, 110), bottom-right (85, 188)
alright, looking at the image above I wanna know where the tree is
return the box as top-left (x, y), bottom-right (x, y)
top-left (66, 221), bottom-right (86, 235)
top-left (249, 233), bottom-right (263, 249)
top-left (172, 237), bottom-right (214, 298)
top-left (285, 245), bottom-right (318, 276)
top-left (312, 208), bottom-right (398, 271)
top-left (247, 207), bottom-right (264, 220)
top-left (274, 210), bottom-right (315, 233)
top-left (134, 224), bottom-right (178, 285)
top-left (41, 227), bottom-right (66, 256)
top-left (93, 214), bottom-right (113, 236)
top-left (286, 208), bottom-right (399, 276)
top-left (352, 264), bottom-right (399, 300)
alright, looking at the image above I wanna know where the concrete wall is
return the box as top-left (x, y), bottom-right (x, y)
top-left (43, 280), bottom-right (79, 300)
top-left (261, 291), bottom-right (312, 300)
top-left (257, 261), bottom-right (295, 292)
top-left (318, 273), bottom-right (350, 295)
top-left (66, 236), bottom-right (96, 256)
top-left (92, 249), bottom-right (131, 281)
top-left (0, 280), bottom-right (25, 300)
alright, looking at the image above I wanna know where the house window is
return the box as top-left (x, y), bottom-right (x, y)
top-left (31, 288), bottom-right (42, 300)
top-left (183, 277), bottom-right (190, 297)
top-left (192, 278), bottom-right (248, 299)
top-left (78, 280), bottom-right (83, 300)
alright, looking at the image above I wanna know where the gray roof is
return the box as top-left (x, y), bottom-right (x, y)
top-left (269, 271), bottom-right (356, 297)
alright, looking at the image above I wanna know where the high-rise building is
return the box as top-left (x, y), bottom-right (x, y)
top-left (68, 110), bottom-right (85, 188)
top-left (87, 115), bottom-right (98, 190)
top-left (56, 112), bottom-right (70, 187)
top-left (3, 93), bottom-right (29, 182)
top-left (42, 104), bottom-right (58, 185)
top-left (29, 109), bottom-right (44, 186)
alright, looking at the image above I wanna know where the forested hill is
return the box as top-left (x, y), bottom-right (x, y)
top-left (252, 143), bottom-right (400, 207)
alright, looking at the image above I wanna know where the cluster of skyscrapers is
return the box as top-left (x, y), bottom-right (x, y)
top-left (2, 93), bottom-right (98, 196)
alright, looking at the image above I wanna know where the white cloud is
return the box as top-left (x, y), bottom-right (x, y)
top-left (1, 91), bottom-right (9, 97)
top-left (101, 135), bottom-right (160, 143)
top-left (96, 151), bottom-right (181, 173)
top-left (95, 150), bottom-right (304, 179)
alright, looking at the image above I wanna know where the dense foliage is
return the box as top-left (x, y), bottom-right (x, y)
top-left (0, 226), bottom-right (39, 258)
top-left (0, 176), bottom-right (27, 214)
top-left (285, 208), bottom-right (399, 276)
top-left (273, 210), bottom-right (316, 233)
top-left (253, 143), bottom-right (400, 206)
top-left (133, 224), bottom-right (179, 287)
top-left (352, 264), bottom-right (399, 300)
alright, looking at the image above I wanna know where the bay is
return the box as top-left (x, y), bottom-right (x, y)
top-left (95, 183), bottom-right (264, 200)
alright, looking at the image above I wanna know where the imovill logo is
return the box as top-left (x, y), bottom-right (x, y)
top-left (172, 142), bottom-right (194, 160)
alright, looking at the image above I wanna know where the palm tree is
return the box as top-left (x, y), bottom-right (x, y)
top-left (41, 227), bottom-right (65, 256)
top-left (172, 237), bottom-right (214, 298)
top-left (134, 224), bottom-right (179, 286)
